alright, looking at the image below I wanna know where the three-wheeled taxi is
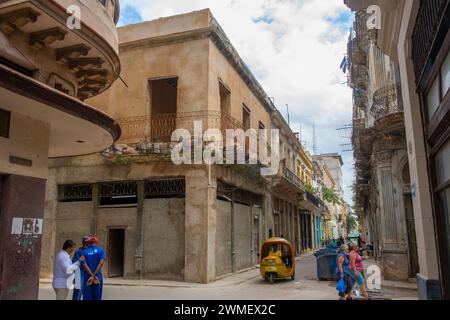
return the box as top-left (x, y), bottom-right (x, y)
top-left (259, 238), bottom-right (296, 284)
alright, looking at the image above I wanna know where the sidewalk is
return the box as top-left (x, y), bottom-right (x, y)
top-left (364, 257), bottom-right (418, 291)
top-left (40, 255), bottom-right (307, 289)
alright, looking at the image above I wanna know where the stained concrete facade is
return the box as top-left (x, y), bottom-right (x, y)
top-left (0, 0), bottom-right (121, 300)
top-left (40, 9), bottom-right (326, 284)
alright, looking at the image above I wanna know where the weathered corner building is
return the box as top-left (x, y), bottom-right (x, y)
top-left (40, 9), bottom-right (326, 284)
top-left (346, 0), bottom-right (450, 300)
top-left (347, 10), bottom-right (418, 282)
top-left (0, 0), bottom-right (121, 299)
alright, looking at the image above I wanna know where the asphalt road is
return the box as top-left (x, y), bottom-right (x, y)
top-left (38, 254), bottom-right (417, 300)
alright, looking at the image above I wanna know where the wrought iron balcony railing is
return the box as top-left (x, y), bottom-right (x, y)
top-left (412, 0), bottom-right (449, 81)
top-left (369, 84), bottom-right (403, 120)
top-left (116, 111), bottom-right (246, 144)
top-left (282, 165), bottom-right (305, 192)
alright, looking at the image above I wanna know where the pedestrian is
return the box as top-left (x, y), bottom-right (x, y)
top-left (336, 244), bottom-right (354, 300)
top-left (72, 236), bottom-right (91, 300)
top-left (52, 240), bottom-right (85, 300)
top-left (349, 241), bottom-right (369, 300)
top-left (80, 237), bottom-right (107, 301)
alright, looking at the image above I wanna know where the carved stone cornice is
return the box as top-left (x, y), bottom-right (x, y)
top-left (373, 150), bottom-right (393, 165)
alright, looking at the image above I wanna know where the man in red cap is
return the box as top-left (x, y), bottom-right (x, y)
top-left (79, 236), bottom-right (107, 300)
top-left (71, 236), bottom-right (91, 300)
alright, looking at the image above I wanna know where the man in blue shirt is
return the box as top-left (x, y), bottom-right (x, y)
top-left (80, 237), bottom-right (107, 301)
top-left (72, 236), bottom-right (91, 300)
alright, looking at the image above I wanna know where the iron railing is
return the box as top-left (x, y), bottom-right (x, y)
top-left (282, 165), bottom-right (305, 192)
top-left (116, 111), bottom-right (244, 144)
top-left (412, 0), bottom-right (449, 81)
top-left (369, 84), bottom-right (403, 120)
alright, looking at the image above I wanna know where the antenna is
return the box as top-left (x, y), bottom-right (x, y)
top-left (313, 122), bottom-right (318, 155)
top-left (286, 104), bottom-right (290, 127)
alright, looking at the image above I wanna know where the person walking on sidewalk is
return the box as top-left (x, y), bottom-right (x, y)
top-left (349, 241), bottom-right (369, 300)
top-left (336, 244), bottom-right (354, 300)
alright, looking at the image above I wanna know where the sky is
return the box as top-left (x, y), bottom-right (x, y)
top-left (117, 0), bottom-right (355, 205)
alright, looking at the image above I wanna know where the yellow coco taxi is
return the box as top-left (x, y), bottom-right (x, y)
top-left (259, 238), bottom-right (296, 284)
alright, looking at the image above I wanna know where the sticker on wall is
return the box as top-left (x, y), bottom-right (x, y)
top-left (11, 217), bottom-right (43, 235)
top-left (11, 218), bottom-right (23, 235)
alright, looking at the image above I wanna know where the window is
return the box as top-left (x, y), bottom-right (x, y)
top-left (0, 108), bottom-right (11, 138)
top-left (145, 179), bottom-right (185, 199)
top-left (242, 105), bottom-right (251, 131)
top-left (58, 184), bottom-right (92, 202)
top-left (99, 182), bottom-right (137, 207)
top-left (442, 49), bottom-right (450, 97)
top-left (219, 81), bottom-right (231, 115)
top-left (258, 121), bottom-right (265, 130)
top-left (436, 139), bottom-right (450, 187)
top-left (427, 77), bottom-right (441, 120)
top-left (149, 77), bottom-right (178, 142)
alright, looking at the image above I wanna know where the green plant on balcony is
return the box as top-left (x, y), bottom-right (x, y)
top-left (322, 186), bottom-right (341, 205)
top-left (305, 182), bottom-right (315, 195)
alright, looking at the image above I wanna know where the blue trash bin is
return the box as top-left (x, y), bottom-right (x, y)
top-left (315, 250), bottom-right (339, 281)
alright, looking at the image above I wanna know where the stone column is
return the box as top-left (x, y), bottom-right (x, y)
top-left (375, 150), bottom-right (409, 281)
top-left (0, 174), bottom-right (46, 300)
top-left (185, 166), bottom-right (217, 283)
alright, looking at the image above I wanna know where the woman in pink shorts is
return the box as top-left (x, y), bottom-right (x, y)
top-left (349, 241), bottom-right (370, 300)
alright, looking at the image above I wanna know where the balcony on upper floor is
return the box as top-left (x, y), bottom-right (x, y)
top-left (0, 0), bottom-right (121, 158)
top-left (0, 0), bottom-right (121, 100)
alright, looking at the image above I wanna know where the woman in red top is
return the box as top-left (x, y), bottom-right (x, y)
top-left (349, 242), bottom-right (370, 300)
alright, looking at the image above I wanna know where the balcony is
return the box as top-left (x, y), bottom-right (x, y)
top-left (412, 0), bottom-right (449, 82)
top-left (0, 0), bottom-right (121, 100)
top-left (116, 111), bottom-right (244, 145)
top-left (0, 0), bottom-right (121, 158)
top-left (368, 84), bottom-right (405, 133)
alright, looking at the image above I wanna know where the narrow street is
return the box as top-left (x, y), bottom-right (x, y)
top-left (38, 254), bottom-right (418, 300)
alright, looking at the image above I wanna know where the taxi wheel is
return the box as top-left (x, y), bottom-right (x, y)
top-left (291, 274), bottom-right (295, 280)
top-left (269, 273), bottom-right (276, 284)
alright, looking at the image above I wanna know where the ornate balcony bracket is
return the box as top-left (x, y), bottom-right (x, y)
top-left (56, 44), bottom-right (91, 64)
top-left (29, 27), bottom-right (67, 49)
top-left (69, 58), bottom-right (104, 73)
top-left (78, 78), bottom-right (108, 90)
top-left (76, 69), bottom-right (109, 82)
top-left (0, 8), bottom-right (40, 35)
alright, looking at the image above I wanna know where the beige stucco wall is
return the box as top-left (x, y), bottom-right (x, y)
top-left (0, 112), bottom-right (50, 179)
top-left (207, 41), bottom-right (272, 131)
top-left (87, 37), bottom-right (210, 119)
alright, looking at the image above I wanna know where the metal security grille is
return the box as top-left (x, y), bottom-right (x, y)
top-left (58, 184), bottom-right (92, 202)
top-left (99, 182), bottom-right (137, 197)
top-left (144, 179), bottom-right (185, 198)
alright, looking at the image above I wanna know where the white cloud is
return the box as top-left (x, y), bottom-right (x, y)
top-left (118, 0), bottom-right (355, 204)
